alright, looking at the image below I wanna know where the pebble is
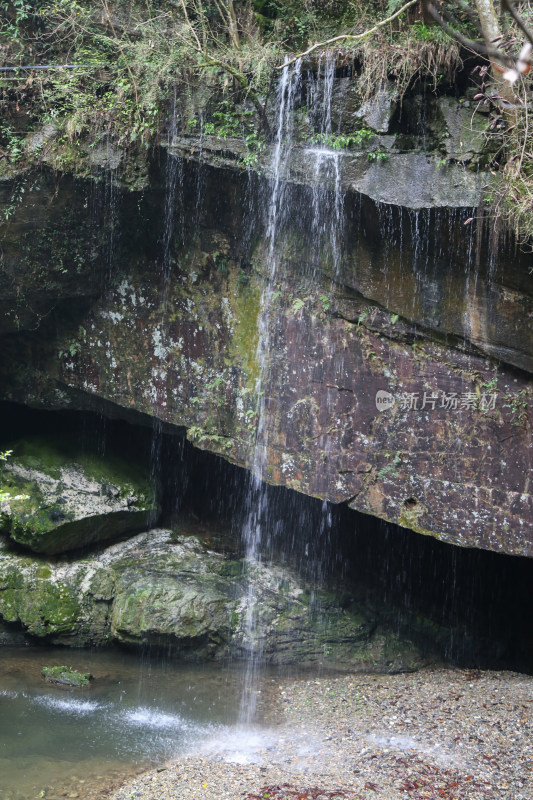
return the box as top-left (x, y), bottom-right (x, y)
top-left (103, 667), bottom-right (532, 800)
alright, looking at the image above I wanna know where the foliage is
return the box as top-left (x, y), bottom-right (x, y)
top-left (0, 449), bottom-right (29, 502)
top-left (0, 449), bottom-right (13, 500)
top-left (197, 99), bottom-right (265, 166)
top-left (188, 425), bottom-right (233, 449)
top-left (410, 21), bottom-right (450, 45)
top-left (503, 389), bottom-right (529, 428)
top-left (308, 128), bottom-right (375, 149)
top-left (0, 123), bottom-right (23, 163)
top-left (367, 146), bottom-right (388, 162)
top-left (0, 1), bottom-right (532, 239)
top-left (0, 0), bottom-right (464, 162)
top-left (0, 0), bottom-right (286, 177)
top-left (2, 175), bottom-right (26, 220)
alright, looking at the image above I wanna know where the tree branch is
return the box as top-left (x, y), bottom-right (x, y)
top-left (277, 0), bottom-right (418, 69)
top-left (501, 0), bottom-right (533, 46)
top-left (425, 1), bottom-right (514, 68)
top-left (200, 53), bottom-right (270, 136)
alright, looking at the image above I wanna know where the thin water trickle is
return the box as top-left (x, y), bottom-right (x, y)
top-left (239, 60), bottom-right (302, 724)
top-left (103, 143), bottom-right (120, 278)
top-left (306, 54), bottom-right (345, 278)
top-left (193, 112), bottom-right (207, 232)
top-left (162, 88), bottom-right (184, 285)
top-left (149, 89), bottom-right (184, 500)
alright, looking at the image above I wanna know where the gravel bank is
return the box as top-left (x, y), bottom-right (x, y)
top-left (107, 668), bottom-right (532, 800)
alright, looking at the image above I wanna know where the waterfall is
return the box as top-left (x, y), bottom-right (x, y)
top-left (149, 89), bottom-right (184, 513)
top-left (238, 61), bottom-right (302, 723)
top-left (305, 54), bottom-right (345, 277)
top-left (237, 56), bottom-right (350, 721)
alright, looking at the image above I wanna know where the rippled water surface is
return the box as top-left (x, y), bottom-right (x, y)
top-left (0, 647), bottom-right (282, 800)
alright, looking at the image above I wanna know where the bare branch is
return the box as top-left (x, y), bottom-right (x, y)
top-left (425, 1), bottom-right (514, 68)
top-left (101, 0), bottom-right (138, 106)
top-left (178, 0), bottom-right (203, 52)
top-left (277, 0), bottom-right (418, 69)
top-left (501, 0), bottom-right (533, 46)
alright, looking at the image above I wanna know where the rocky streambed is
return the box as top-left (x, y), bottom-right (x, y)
top-left (108, 667), bottom-right (533, 800)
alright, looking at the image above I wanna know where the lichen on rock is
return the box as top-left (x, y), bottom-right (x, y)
top-left (0, 436), bottom-right (158, 554)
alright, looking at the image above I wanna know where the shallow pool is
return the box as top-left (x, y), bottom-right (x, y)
top-left (0, 647), bottom-right (282, 800)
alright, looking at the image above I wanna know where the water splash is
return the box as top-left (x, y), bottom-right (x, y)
top-left (124, 707), bottom-right (194, 731)
top-left (32, 695), bottom-right (106, 715)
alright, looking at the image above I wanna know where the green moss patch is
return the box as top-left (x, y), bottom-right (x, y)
top-left (42, 665), bottom-right (92, 687)
top-left (0, 435), bottom-right (158, 554)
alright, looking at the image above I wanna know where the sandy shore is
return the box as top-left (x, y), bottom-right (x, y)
top-left (104, 667), bottom-right (532, 800)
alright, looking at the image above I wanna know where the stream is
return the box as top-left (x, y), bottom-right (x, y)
top-left (0, 647), bottom-right (287, 800)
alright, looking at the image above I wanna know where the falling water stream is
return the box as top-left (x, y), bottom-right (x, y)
top-left (238, 60), bottom-right (303, 723)
top-left (238, 57), bottom-right (350, 722)
top-left (306, 55), bottom-right (345, 277)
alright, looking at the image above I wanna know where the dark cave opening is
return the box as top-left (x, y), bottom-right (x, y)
top-left (0, 400), bottom-right (532, 673)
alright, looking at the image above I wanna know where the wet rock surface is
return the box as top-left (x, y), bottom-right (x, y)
top-left (0, 96), bottom-right (532, 557)
top-left (0, 527), bottom-right (423, 666)
top-left (0, 436), bottom-right (157, 554)
top-left (0, 173), bottom-right (112, 335)
top-left (170, 136), bottom-right (487, 209)
top-left (28, 247), bottom-right (531, 557)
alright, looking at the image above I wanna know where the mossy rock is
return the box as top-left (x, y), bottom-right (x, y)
top-left (42, 665), bottom-right (92, 687)
top-left (0, 435), bottom-right (159, 554)
top-left (0, 548), bottom-right (114, 646)
top-left (0, 575), bottom-right (81, 637)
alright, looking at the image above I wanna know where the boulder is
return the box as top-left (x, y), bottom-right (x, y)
top-left (109, 535), bottom-right (411, 667)
top-left (42, 665), bottom-right (92, 687)
top-left (0, 527), bottom-right (426, 668)
top-left (0, 436), bottom-right (158, 554)
top-left (0, 551), bottom-right (82, 639)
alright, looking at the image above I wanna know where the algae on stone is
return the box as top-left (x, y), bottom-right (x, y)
top-left (0, 435), bottom-right (158, 554)
top-left (42, 665), bottom-right (92, 687)
top-left (0, 527), bottom-right (426, 668)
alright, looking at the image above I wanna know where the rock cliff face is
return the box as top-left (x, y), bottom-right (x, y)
top-left (0, 82), bottom-right (532, 558)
